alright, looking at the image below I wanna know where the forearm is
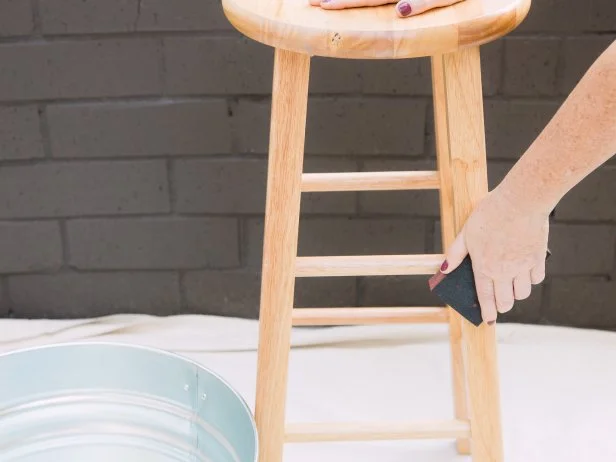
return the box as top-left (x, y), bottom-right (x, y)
top-left (497, 40), bottom-right (616, 215)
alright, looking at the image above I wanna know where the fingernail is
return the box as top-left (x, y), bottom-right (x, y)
top-left (398, 1), bottom-right (412, 16)
top-left (440, 260), bottom-right (448, 272)
top-left (488, 321), bottom-right (496, 326)
top-left (321, 0), bottom-right (332, 3)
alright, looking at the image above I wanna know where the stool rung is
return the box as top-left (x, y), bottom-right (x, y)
top-left (295, 254), bottom-right (443, 277)
top-left (301, 171), bottom-right (440, 192)
top-left (285, 420), bottom-right (470, 443)
top-left (292, 307), bottom-right (448, 326)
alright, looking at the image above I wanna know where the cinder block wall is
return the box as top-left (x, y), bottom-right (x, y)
top-left (0, 0), bottom-right (614, 328)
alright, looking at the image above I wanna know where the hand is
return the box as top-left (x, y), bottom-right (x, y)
top-left (440, 187), bottom-right (550, 324)
top-left (309, 0), bottom-right (466, 18)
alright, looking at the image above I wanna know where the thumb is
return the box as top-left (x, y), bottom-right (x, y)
top-left (441, 229), bottom-right (468, 274)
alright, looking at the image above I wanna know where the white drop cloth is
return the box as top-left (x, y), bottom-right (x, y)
top-left (1, 314), bottom-right (614, 461)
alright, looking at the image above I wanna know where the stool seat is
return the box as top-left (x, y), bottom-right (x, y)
top-left (222, 0), bottom-right (530, 59)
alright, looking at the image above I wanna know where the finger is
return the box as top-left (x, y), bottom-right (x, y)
top-left (530, 261), bottom-right (546, 285)
top-left (474, 272), bottom-right (498, 324)
top-left (494, 280), bottom-right (515, 313)
top-left (513, 272), bottom-right (532, 300)
top-left (319, 0), bottom-right (395, 9)
top-left (396, 0), bottom-right (466, 18)
top-left (309, 0), bottom-right (321, 5)
top-left (441, 229), bottom-right (468, 274)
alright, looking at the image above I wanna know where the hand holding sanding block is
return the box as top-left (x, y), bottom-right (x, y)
top-left (429, 250), bottom-right (551, 326)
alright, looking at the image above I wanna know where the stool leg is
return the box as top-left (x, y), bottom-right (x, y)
top-left (434, 46), bottom-right (504, 462)
top-left (254, 49), bottom-right (311, 462)
top-left (431, 55), bottom-right (471, 456)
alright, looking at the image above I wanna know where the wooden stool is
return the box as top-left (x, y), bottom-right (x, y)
top-left (222, 1), bottom-right (531, 461)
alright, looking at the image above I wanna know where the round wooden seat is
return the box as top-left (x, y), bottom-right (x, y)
top-left (222, 0), bottom-right (530, 59)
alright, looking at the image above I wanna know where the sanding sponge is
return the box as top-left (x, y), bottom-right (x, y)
top-left (429, 250), bottom-right (551, 326)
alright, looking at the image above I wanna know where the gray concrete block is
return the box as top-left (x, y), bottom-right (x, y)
top-left (245, 217), bottom-right (427, 266)
top-left (68, 217), bottom-right (239, 270)
top-left (39, 0), bottom-right (139, 34)
top-left (554, 166), bottom-right (616, 221)
top-left (38, 0), bottom-right (235, 33)
top-left (0, 39), bottom-right (161, 101)
top-left (548, 224), bottom-right (615, 276)
top-left (497, 285), bottom-right (543, 324)
top-left (484, 100), bottom-right (560, 159)
top-left (360, 276), bottom-right (442, 307)
top-left (234, 98), bottom-right (426, 155)
top-left (480, 41), bottom-right (504, 96)
top-left (503, 37), bottom-right (560, 96)
top-left (0, 0), bottom-right (33, 36)
top-left (0, 106), bottom-right (44, 160)
top-left (432, 220), bottom-right (443, 254)
top-left (0, 0), bottom-right (611, 328)
top-left (294, 277), bottom-right (358, 308)
top-left (310, 57), bottom-right (363, 94)
top-left (173, 159), bottom-right (267, 214)
top-left (0, 279), bottom-right (7, 316)
top-left (232, 100), bottom-right (270, 154)
top-left (546, 278), bottom-right (616, 329)
top-left (515, 0), bottom-right (590, 33)
top-left (48, 100), bottom-right (231, 157)
top-left (137, 0), bottom-right (232, 31)
top-left (0, 221), bottom-right (62, 274)
top-left (589, 0), bottom-right (616, 31)
top-left (9, 271), bottom-right (181, 318)
top-left (0, 161), bottom-right (170, 218)
top-left (359, 42), bottom-right (500, 96)
top-left (164, 37), bottom-right (273, 95)
top-left (173, 157), bottom-right (357, 215)
top-left (360, 57), bottom-right (432, 96)
top-left (358, 159), bottom-right (440, 217)
top-left (560, 36), bottom-right (615, 95)
top-left (184, 270), bottom-right (261, 318)
top-left (298, 217), bottom-right (427, 257)
top-left (305, 98), bottom-right (427, 155)
top-left (184, 270), bottom-right (357, 317)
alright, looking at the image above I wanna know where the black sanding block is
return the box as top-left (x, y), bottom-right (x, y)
top-left (429, 250), bottom-right (551, 326)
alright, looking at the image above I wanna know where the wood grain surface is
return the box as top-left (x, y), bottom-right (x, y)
top-left (222, 0), bottom-right (531, 59)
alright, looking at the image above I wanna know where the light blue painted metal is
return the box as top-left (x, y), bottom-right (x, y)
top-left (0, 342), bottom-right (258, 462)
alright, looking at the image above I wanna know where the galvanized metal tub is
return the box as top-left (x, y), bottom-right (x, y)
top-left (0, 342), bottom-right (258, 462)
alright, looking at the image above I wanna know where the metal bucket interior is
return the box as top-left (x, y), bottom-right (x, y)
top-left (0, 343), bottom-right (258, 462)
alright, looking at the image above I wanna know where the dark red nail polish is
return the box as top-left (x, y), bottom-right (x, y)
top-left (398, 1), bottom-right (412, 16)
top-left (440, 260), bottom-right (448, 272)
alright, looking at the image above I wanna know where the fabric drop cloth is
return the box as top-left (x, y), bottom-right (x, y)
top-left (0, 314), bottom-right (614, 462)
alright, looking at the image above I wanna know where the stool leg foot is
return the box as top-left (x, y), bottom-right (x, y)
top-left (254, 49), bottom-right (311, 462)
top-left (431, 54), bottom-right (471, 456)
top-left (434, 46), bottom-right (504, 462)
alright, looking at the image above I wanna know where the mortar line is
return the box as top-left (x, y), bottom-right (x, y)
top-left (178, 270), bottom-right (189, 311)
top-left (166, 158), bottom-right (176, 214)
top-left (38, 105), bottom-right (53, 158)
top-left (58, 219), bottom-right (71, 269)
top-left (29, 0), bottom-right (42, 36)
